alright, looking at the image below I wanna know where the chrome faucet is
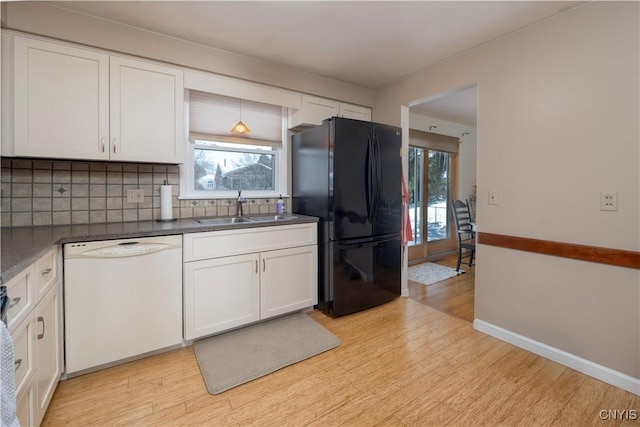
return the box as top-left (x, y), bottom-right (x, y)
top-left (236, 190), bottom-right (246, 216)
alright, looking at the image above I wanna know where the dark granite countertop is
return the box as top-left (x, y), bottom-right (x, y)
top-left (0, 214), bottom-right (318, 283)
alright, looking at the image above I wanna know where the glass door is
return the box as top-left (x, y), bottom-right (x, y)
top-left (408, 146), bottom-right (457, 260)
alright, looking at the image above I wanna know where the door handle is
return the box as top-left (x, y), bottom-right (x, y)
top-left (101, 137), bottom-right (106, 153)
top-left (255, 260), bottom-right (258, 273)
top-left (8, 297), bottom-right (21, 308)
top-left (41, 268), bottom-right (52, 275)
top-left (112, 138), bottom-right (117, 153)
top-left (14, 358), bottom-right (22, 372)
top-left (37, 316), bottom-right (45, 340)
top-left (262, 259), bottom-right (266, 272)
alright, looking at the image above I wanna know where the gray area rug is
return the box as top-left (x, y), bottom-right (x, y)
top-left (408, 262), bottom-right (464, 286)
top-left (193, 312), bottom-right (340, 394)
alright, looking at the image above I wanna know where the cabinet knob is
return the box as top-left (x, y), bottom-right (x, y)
top-left (14, 358), bottom-right (22, 372)
top-left (41, 268), bottom-right (52, 275)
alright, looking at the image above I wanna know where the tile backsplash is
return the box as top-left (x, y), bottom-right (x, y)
top-left (1, 159), bottom-right (279, 227)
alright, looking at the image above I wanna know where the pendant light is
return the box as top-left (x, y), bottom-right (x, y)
top-left (230, 100), bottom-right (251, 135)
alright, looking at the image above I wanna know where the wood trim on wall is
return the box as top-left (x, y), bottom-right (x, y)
top-left (478, 232), bottom-right (640, 270)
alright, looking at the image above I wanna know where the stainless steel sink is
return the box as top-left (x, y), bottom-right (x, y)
top-left (196, 217), bottom-right (253, 225)
top-left (247, 215), bottom-right (297, 222)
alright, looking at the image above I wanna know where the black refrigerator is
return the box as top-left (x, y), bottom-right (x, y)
top-left (292, 117), bottom-right (402, 317)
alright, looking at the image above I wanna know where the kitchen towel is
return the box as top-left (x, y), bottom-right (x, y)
top-left (160, 184), bottom-right (173, 220)
top-left (1, 322), bottom-right (20, 427)
top-left (401, 173), bottom-right (413, 246)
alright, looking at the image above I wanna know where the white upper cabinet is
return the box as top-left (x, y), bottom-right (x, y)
top-left (339, 103), bottom-right (372, 122)
top-left (288, 94), bottom-right (371, 130)
top-left (110, 57), bottom-right (183, 163)
top-left (4, 35), bottom-right (184, 164)
top-left (11, 37), bottom-right (110, 160)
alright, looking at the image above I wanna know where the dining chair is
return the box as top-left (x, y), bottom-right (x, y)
top-left (451, 199), bottom-right (476, 271)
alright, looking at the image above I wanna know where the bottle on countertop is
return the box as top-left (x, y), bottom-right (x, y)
top-left (277, 194), bottom-right (285, 214)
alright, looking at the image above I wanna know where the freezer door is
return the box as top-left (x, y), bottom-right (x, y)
top-left (327, 237), bottom-right (401, 317)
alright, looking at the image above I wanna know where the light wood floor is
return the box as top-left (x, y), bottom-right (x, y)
top-left (408, 253), bottom-right (475, 322)
top-left (42, 297), bottom-right (639, 426)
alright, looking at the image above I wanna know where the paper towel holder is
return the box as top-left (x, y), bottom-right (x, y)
top-left (156, 180), bottom-right (178, 222)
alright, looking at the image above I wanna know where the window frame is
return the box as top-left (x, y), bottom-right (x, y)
top-left (179, 110), bottom-right (289, 200)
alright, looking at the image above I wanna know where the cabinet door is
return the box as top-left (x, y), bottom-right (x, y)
top-left (184, 253), bottom-right (260, 340)
top-left (13, 37), bottom-right (110, 160)
top-left (34, 284), bottom-right (62, 424)
top-left (260, 245), bottom-right (318, 320)
top-left (288, 95), bottom-right (339, 129)
top-left (339, 103), bottom-right (371, 121)
top-left (110, 57), bottom-right (184, 164)
top-left (12, 313), bottom-right (35, 399)
top-left (15, 378), bottom-right (36, 427)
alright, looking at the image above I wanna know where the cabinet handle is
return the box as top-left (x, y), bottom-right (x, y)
top-left (37, 316), bottom-right (45, 340)
top-left (101, 137), bottom-right (106, 153)
top-left (14, 358), bottom-right (22, 372)
top-left (255, 260), bottom-right (258, 273)
top-left (112, 138), bottom-right (116, 153)
top-left (8, 297), bottom-right (21, 308)
top-left (262, 259), bottom-right (266, 272)
top-left (41, 268), bottom-right (52, 275)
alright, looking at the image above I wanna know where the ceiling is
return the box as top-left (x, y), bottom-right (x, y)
top-left (50, 1), bottom-right (585, 126)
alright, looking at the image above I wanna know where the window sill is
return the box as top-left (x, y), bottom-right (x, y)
top-left (178, 191), bottom-right (289, 200)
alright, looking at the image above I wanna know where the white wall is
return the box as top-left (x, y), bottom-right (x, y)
top-left (375, 1), bottom-right (640, 380)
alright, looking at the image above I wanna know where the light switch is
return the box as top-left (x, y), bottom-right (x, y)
top-left (488, 189), bottom-right (498, 205)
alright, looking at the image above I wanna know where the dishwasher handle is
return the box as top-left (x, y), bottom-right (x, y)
top-left (66, 242), bottom-right (181, 259)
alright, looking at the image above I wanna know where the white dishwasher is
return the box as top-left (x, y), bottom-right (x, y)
top-left (63, 235), bottom-right (183, 376)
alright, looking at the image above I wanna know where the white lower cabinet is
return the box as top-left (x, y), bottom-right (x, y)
top-left (15, 377), bottom-right (36, 427)
top-left (183, 223), bottom-right (318, 340)
top-left (34, 285), bottom-right (62, 422)
top-left (184, 253), bottom-right (261, 339)
top-left (6, 247), bottom-right (62, 427)
top-left (261, 245), bottom-right (318, 320)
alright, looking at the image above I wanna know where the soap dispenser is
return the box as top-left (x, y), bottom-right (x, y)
top-left (277, 194), bottom-right (285, 214)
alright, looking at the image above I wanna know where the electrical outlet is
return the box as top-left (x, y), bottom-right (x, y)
top-left (600, 191), bottom-right (617, 211)
top-left (488, 189), bottom-right (498, 205)
top-left (127, 189), bottom-right (144, 204)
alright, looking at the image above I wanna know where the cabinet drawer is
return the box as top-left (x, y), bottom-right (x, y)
top-left (5, 264), bottom-right (34, 333)
top-left (12, 314), bottom-right (35, 397)
top-left (184, 223), bottom-right (317, 262)
top-left (34, 247), bottom-right (57, 302)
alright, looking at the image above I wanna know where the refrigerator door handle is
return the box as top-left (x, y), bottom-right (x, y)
top-left (336, 235), bottom-right (398, 249)
top-left (371, 133), bottom-right (382, 224)
top-left (365, 135), bottom-right (373, 223)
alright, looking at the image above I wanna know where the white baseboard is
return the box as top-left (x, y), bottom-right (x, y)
top-left (473, 319), bottom-right (640, 396)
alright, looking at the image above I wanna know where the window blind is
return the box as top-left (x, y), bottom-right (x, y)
top-left (189, 90), bottom-right (283, 147)
top-left (409, 129), bottom-right (459, 154)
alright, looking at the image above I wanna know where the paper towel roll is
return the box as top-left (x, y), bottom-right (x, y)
top-left (160, 185), bottom-right (173, 220)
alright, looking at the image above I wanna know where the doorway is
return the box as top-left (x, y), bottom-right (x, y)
top-left (407, 132), bottom-right (459, 262)
top-left (402, 84), bottom-right (477, 322)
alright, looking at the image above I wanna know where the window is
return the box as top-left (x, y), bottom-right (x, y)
top-left (192, 141), bottom-right (277, 192)
top-left (181, 91), bottom-right (287, 199)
